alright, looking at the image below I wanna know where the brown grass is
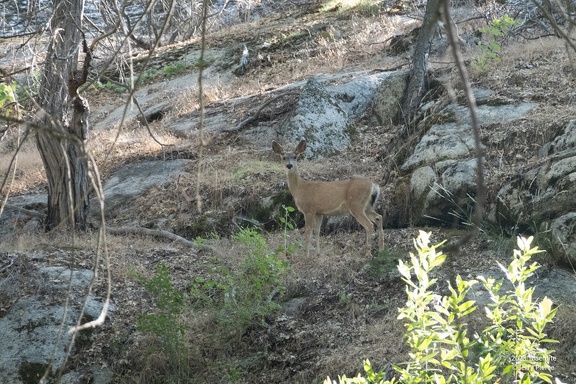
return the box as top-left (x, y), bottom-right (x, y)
top-left (0, 139), bottom-right (45, 194)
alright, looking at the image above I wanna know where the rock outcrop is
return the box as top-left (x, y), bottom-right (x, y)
top-left (0, 253), bottom-right (113, 383)
top-left (494, 120), bottom-right (576, 263)
top-left (397, 98), bottom-right (536, 226)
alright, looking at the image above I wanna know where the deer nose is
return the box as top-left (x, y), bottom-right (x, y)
top-left (286, 164), bottom-right (293, 170)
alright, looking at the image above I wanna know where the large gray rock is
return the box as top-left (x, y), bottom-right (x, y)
top-left (423, 159), bottom-right (480, 224)
top-left (278, 78), bottom-right (350, 159)
top-left (161, 69), bottom-right (407, 147)
top-left (0, 258), bottom-right (113, 384)
top-left (401, 124), bottom-right (478, 172)
top-left (539, 119), bottom-right (576, 157)
top-left (551, 213), bottom-right (576, 266)
top-left (400, 100), bottom-right (536, 225)
top-left (495, 155), bottom-right (576, 225)
top-left (325, 71), bottom-right (407, 118)
top-left (494, 119), bottom-right (576, 260)
top-left (371, 73), bottom-right (408, 125)
top-left (101, 159), bottom-right (191, 214)
top-left (469, 265), bottom-right (576, 309)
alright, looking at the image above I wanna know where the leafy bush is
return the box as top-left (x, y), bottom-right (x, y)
top-left (326, 231), bottom-right (558, 384)
top-left (278, 204), bottom-right (299, 256)
top-left (136, 263), bottom-right (189, 378)
top-left (0, 82), bottom-right (18, 116)
top-left (473, 14), bottom-right (518, 72)
top-left (190, 228), bottom-right (288, 332)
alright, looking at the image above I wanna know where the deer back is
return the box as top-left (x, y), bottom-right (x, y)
top-left (290, 178), bottom-right (374, 216)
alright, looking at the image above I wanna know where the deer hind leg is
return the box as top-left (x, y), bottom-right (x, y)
top-left (314, 214), bottom-right (323, 256)
top-left (350, 205), bottom-right (376, 257)
top-left (365, 207), bottom-right (384, 251)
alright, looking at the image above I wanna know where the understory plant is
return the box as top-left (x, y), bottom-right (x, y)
top-left (278, 204), bottom-right (299, 256)
top-left (136, 263), bottom-right (189, 379)
top-left (473, 14), bottom-right (519, 72)
top-left (190, 227), bottom-right (288, 332)
top-left (135, 228), bottom-right (288, 381)
top-left (326, 231), bottom-right (558, 384)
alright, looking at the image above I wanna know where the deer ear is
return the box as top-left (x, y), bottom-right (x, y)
top-left (295, 139), bottom-right (307, 154)
top-left (272, 141), bottom-right (283, 154)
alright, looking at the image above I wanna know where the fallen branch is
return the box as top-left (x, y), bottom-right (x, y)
top-left (99, 75), bottom-right (172, 148)
top-left (3, 203), bottom-right (46, 219)
top-left (106, 226), bottom-right (222, 255)
top-left (212, 90), bottom-right (300, 138)
top-left (0, 256), bottom-right (17, 274)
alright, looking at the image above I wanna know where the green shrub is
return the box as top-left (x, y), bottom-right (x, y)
top-left (0, 82), bottom-right (18, 116)
top-left (136, 263), bottom-right (189, 379)
top-left (133, 229), bottom-right (288, 382)
top-left (473, 14), bottom-right (518, 72)
top-left (190, 228), bottom-right (288, 332)
top-left (367, 245), bottom-right (405, 278)
top-left (326, 232), bottom-right (557, 384)
top-left (278, 204), bottom-right (299, 256)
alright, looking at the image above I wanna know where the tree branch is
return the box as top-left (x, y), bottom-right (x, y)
top-left (212, 90), bottom-right (300, 139)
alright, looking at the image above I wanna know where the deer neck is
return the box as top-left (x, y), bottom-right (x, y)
top-left (286, 167), bottom-right (301, 195)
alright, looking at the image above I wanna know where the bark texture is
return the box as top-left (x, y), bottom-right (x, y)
top-left (401, 0), bottom-right (441, 129)
top-left (36, 0), bottom-right (90, 231)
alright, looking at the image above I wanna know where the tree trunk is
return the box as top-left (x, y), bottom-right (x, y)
top-left (36, 0), bottom-right (90, 231)
top-left (401, 0), bottom-right (441, 129)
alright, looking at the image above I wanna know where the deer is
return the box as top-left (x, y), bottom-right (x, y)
top-left (272, 139), bottom-right (384, 258)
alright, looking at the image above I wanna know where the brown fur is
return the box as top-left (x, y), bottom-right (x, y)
top-left (272, 139), bottom-right (384, 257)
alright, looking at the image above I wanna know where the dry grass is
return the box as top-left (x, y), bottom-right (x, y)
top-left (0, 138), bottom-right (45, 194)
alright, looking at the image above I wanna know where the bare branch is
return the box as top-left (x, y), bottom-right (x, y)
top-left (213, 91), bottom-right (300, 138)
top-left (195, 0), bottom-right (209, 214)
top-left (106, 226), bottom-right (222, 256)
top-left (441, 0), bottom-right (485, 252)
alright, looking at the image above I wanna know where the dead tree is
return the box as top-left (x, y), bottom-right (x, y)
top-left (36, 0), bottom-right (90, 231)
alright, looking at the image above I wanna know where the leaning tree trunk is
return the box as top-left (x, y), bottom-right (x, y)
top-left (401, 0), bottom-right (441, 129)
top-left (36, 0), bottom-right (90, 231)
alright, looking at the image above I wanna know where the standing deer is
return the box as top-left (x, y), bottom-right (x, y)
top-left (272, 139), bottom-right (384, 257)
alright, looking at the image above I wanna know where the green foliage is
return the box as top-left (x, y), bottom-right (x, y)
top-left (322, 0), bottom-right (380, 15)
top-left (162, 61), bottom-right (188, 77)
top-left (477, 236), bottom-right (557, 383)
top-left (367, 246), bottom-right (405, 278)
top-left (0, 82), bottom-right (20, 117)
top-left (193, 231), bottom-right (220, 246)
top-left (353, 0), bottom-right (381, 16)
top-left (326, 232), bottom-right (558, 384)
top-left (194, 58), bottom-right (212, 69)
top-left (91, 61), bottom-right (192, 93)
top-left (136, 263), bottom-right (189, 378)
top-left (339, 291), bottom-right (351, 305)
top-left (91, 80), bottom-right (127, 94)
top-left (139, 69), bottom-right (159, 84)
top-left (473, 15), bottom-right (519, 72)
top-left (190, 228), bottom-right (288, 332)
top-left (133, 230), bottom-right (287, 382)
top-left (278, 204), bottom-right (296, 231)
top-left (140, 62), bottom-right (191, 83)
top-left (277, 204), bottom-right (299, 256)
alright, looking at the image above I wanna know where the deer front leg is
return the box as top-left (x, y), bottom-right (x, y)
top-left (303, 213), bottom-right (315, 257)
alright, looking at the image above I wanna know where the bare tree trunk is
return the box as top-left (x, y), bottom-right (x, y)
top-left (36, 0), bottom-right (90, 231)
top-left (401, 0), bottom-right (441, 129)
